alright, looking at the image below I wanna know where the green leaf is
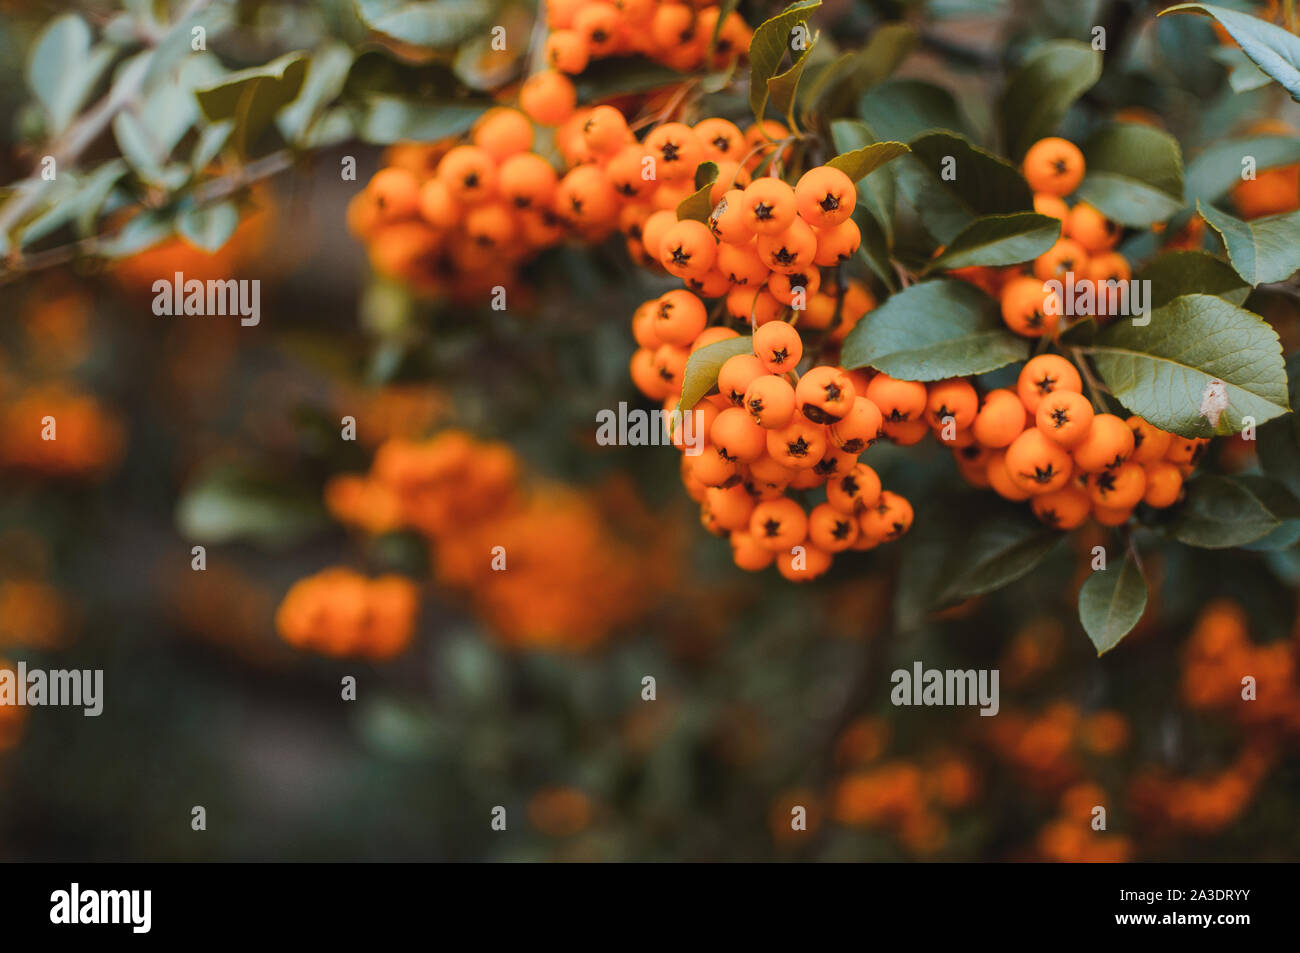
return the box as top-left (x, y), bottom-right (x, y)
top-left (895, 131), bottom-right (1034, 244)
top-left (1165, 475), bottom-right (1282, 548)
top-left (1078, 550), bottom-right (1148, 655)
top-left (277, 41), bottom-right (354, 145)
top-left (98, 207), bottom-right (174, 258)
top-left (841, 279), bottom-right (1029, 380)
top-left (1161, 3), bottom-right (1300, 101)
top-left (801, 22), bottom-right (916, 122)
top-left (176, 465), bottom-right (327, 549)
top-left (766, 28), bottom-right (817, 122)
top-left (355, 96), bottom-right (487, 143)
top-left (1085, 294), bottom-right (1290, 437)
top-left (680, 336), bottom-right (754, 410)
top-left (936, 507), bottom-right (1063, 604)
top-left (858, 78), bottom-right (972, 144)
top-left (176, 200), bottom-right (240, 252)
top-left (25, 15), bottom-right (115, 136)
top-left (1073, 123), bottom-right (1186, 227)
top-left (999, 39), bottom-right (1103, 162)
top-left (195, 52), bottom-right (308, 155)
top-left (925, 211), bottom-right (1060, 272)
top-left (831, 119), bottom-right (897, 242)
top-left (1198, 200), bottom-right (1300, 285)
top-left (1185, 135), bottom-right (1300, 204)
top-left (353, 0), bottom-right (498, 48)
top-left (1210, 44), bottom-right (1276, 93)
top-left (677, 161), bottom-right (719, 222)
top-left (575, 57), bottom-right (686, 100)
top-left (1236, 474), bottom-right (1300, 550)
top-left (748, 0), bottom-right (822, 121)
top-left (826, 140), bottom-right (909, 182)
top-left (1256, 354), bottom-right (1300, 498)
top-left (1133, 250), bottom-right (1249, 309)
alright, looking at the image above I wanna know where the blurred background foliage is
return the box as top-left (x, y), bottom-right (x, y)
top-left (0, 0), bottom-right (1298, 861)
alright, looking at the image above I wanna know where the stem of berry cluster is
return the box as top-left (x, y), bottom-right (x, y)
top-left (1069, 346), bottom-right (1109, 412)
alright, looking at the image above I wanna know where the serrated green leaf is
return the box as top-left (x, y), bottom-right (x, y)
top-left (749, 0), bottom-right (822, 121)
top-left (1198, 199), bottom-right (1300, 285)
top-left (999, 39), bottom-right (1103, 161)
top-left (1166, 475), bottom-right (1281, 548)
top-left (176, 200), bottom-right (240, 252)
top-left (1134, 249), bottom-right (1249, 309)
top-left (1185, 135), bottom-right (1300, 204)
top-left (1074, 123), bottom-right (1186, 227)
top-left (766, 29), bottom-right (817, 122)
top-left (895, 131), bottom-right (1034, 244)
top-left (1162, 3), bottom-right (1300, 101)
top-left (826, 140), bottom-right (909, 182)
top-left (677, 162), bottom-right (719, 222)
top-left (1078, 550), bottom-right (1147, 655)
top-left (831, 119), bottom-right (897, 242)
top-left (195, 52), bottom-right (308, 155)
top-left (936, 509), bottom-right (1063, 603)
top-left (925, 211), bottom-right (1059, 272)
top-left (355, 95), bottom-right (487, 143)
top-left (859, 78), bottom-right (972, 144)
top-left (680, 336), bottom-right (754, 410)
top-left (354, 0), bottom-right (498, 48)
top-left (841, 279), bottom-right (1028, 380)
top-left (1085, 293), bottom-right (1290, 437)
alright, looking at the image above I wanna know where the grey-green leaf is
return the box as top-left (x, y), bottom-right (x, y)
top-left (826, 140), bottom-right (909, 182)
top-left (1185, 134), bottom-right (1300, 204)
top-left (748, 0), bottom-right (822, 121)
top-left (1133, 250), bottom-right (1249, 309)
top-left (1078, 551), bottom-right (1148, 655)
top-left (1074, 122), bottom-right (1186, 227)
top-left (999, 40), bottom-right (1103, 161)
top-left (924, 211), bottom-right (1060, 272)
top-left (1198, 199), bottom-right (1300, 285)
top-left (1085, 294), bottom-right (1290, 437)
top-left (841, 279), bottom-right (1029, 380)
top-left (176, 200), bottom-right (240, 252)
top-left (1162, 3), bottom-right (1300, 101)
top-left (1166, 475), bottom-right (1282, 548)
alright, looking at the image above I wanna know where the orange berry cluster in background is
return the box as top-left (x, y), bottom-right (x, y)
top-left (1037, 782), bottom-right (1133, 863)
top-left (306, 429), bottom-right (674, 652)
top-left (0, 384), bottom-right (125, 480)
top-left (275, 568), bottom-right (421, 660)
top-left (935, 354), bottom-right (1202, 529)
top-left (0, 659), bottom-right (26, 752)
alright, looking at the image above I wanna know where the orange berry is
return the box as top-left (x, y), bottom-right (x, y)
top-left (767, 268), bottom-right (820, 305)
top-left (709, 189), bottom-right (756, 245)
top-left (882, 419), bottom-right (930, 445)
top-left (825, 462), bottom-right (882, 514)
top-left (497, 153), bottom-right (558, 212)
top-left (1023, 137), bottom-right (1085, 197)
top-left (1033, 193), bottom-right (1069, 220)
top-left (1065, 202), bottom-right (1120, 254)
top-left (776, 543), bottom-right (833, 582)
top-left (1036, 389), bottom-right (1094, 447)
top-left (574, 2), bottom-right (622, 57)
top-left (1166, 436), bottom-right (1208, 467)
top-left (417, 178), bottom-right (459, 229)
top-left (1142, 460), bottom-right (1184, 508)
top-left (472, 108), bottom-right (533, 161)
top-left (740, 177), bottom-right (798, 235)
top-left (463, 203), bottom-right (516, 251)
top-left (865, 373), bottom-right (927, 425)
top-left (520, 70), bottom-right (577, 126)
top-left (796, 366), bottom-right (856, 424)
top-left (644, 122), bottom-right (704, 180)
top-left (1033, 237), bottom-right (1090, 282)
top-left (752, 320), bottom-right (803, 373)
top-left (546, 29), bottom-right (590, 74)
top-left (1231, 164), bottom-right (1300, 219)
top-left (437, 145), bottom-right (497, 205)
top-left (582, 105), bottom-right (632, 155)
top-left (830, 396), bottom-right (883, 453)
top-left (972, 388), bottom-right (1027, 448)
top-left (1031, 485), bottom-right (1092, 529)
top-left (1017, 354), bottom-right (1082, 414)
top-left (652, 342), bottom-right (691, 393)
top-left (659, 219), bottom-right (717, 278)
top-left (859, 491), bottom-right (913, 543)
top-left (925, 379), bottom-right (979, 430)
top-left (794, 165), bottom-right (856, 228)
top-left (1092, 501), bottom-right (1133, 527)
top-left (718, 353), bottom-right (768, 405)
top-left (715, 239), bottom-right (769, 287)
top-left (695, 118), bottom-right (744, 162)
top-left (1005, 427), bottom-right (1073, 494)
top-left (767, 419), bottom-right (827, 469)
top-left (744, 374), bottom-right (796, 429)
top-left (368, 168), bottom-right (421, 221)
top-left (631, 347), bottom-right (670, 399)
top-left (757, 218), bottom-right (818, 274)
top-left (711, 406), bottom-right (768, 463)
top-left (809, 501), bottom-right (860, 552)
top-left (640, 209), bottom-right (677, 264)
top-left (1087, 461), bottom-right (1146, 509)
top-left (730, 529), bottom-right (776, 570)
top-left (648, 289), bottom-right (705, 347)
top-left (750, 497), bottom-right (809, 552)
top-left (812, 218), bottom-right (861, 266)
top-left (605, 144), bottom-right (653, 200)
top-left (1127, 416), bottom-right (1172, 463)
top-left (1001, 275), bottom-right (1059, 338)
top-left (1071, 413), bottom-right (1135, 472)
top-left (691, 326), bottom-right (740, 352)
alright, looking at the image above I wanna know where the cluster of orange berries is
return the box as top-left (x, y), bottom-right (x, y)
top-left (537, 0), bottom-right (751, 86)
top-left (1132, 744), bottom-right (1276, 835)
top-left (1037, 782), bottom-right (1133, 863)
top-left (0, 659), bottom-right (25, 751)
top-left (275, 568), bottom-right (421, 660)
top-left (905, 353), bottom-right (1204, 530)
top-left (1182, 599), bottom-right (1300, 732)
top-left (317, 429), bottom-right (670, 650)
top-left (0, 384), bottom-right (125, 479)
top-left (636, 303), bottom-right (911, 579)
top-left (985, 701), bottom-right (1130, 791)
